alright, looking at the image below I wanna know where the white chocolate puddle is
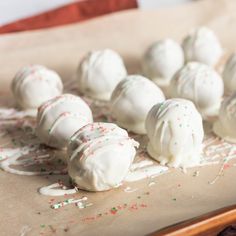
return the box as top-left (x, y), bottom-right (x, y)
top-left (39, 183), bottom-right (78, 196)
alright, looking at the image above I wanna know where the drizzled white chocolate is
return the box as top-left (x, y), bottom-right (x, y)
top-left (11, 65), bottom-right (63, 113)
top-left (145, 98), bottom-right (204, 168)
top-left (77, 49), bottom-right (127, 101)
top-left (142, 39), bottom-right (184, 87)
top-left (223, 53), bottom-right (236, 93)
top-left (0, 145), bottom-right (66, 175)
top-left (110, 75), bottom-right (165, 134)
top-left (67, 122), bottom-right (139, 191)
top-left (36, 94), bottom-right (93, 149)
top-left (39, 183), bottom-right (78, 196)
top-left (169, 62), bottom-right (224, 118)
top-left (182, 27), bottom-right (223, 66)
top-left (213, 92), bottom-right (236, 143)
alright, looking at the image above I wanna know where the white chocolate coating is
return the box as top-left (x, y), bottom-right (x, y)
top-left (142, 39), bottom-right (184, 87)
top-left (169, 62), bottom-right (224, 117)
top-left (182, 27), bottom-right (223, 66)
top-left (213, 93), bottom-right (236, 143)
top-left (145, 98), bottom-right (204, 168)
top-left (110, 75), bottom-right (165, 134)
top-left (11, 65), bottom-right (63, 112)
top-left (77, 49), bottom-right (127, 101)
top-left (223, 53), bottom-right (236, 93)
top-left (36, 94), bottom-right (93, 149)
top-left (67, 122), bottom-right (139, 191)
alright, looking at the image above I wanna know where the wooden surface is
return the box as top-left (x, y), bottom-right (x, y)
top-left (150, 205), bottom-right (236, 236)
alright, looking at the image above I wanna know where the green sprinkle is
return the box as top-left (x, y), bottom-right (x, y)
top-left (159, 103), bottom-right (164, 110)
top-left (40, 224), bottom-right (45, 228)
top-left (172, 198), bottom-right (177, 201)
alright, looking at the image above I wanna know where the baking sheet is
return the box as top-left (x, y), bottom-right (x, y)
top-left (1, 0), bottom-right (236, 235)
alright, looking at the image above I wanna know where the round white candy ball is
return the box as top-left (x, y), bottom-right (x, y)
top-left (67, 122), bottom-right (139, 191)
top-left (182, 27), bottom-right (223, 66)
top-left (213, 92), bottom-right (236, 143)
top-left (142, 39), bottom-right (184, 87)
top-left (11, 65), bottom-right (63, 112)
top-left (169, 62), bottom-right (224, 117)
top-left (145, 98), bottom-right (204, 168)
top-left (110, 75), bottom-right (165, 134)
top-left (223, 53), bottom-right (236, 93)
top-left (36, 94), bottom-right (93, 149)
top-left (77, 49), bottom-right (127, 101)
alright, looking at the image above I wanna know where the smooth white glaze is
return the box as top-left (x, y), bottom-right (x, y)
top-left (213, 92), bottom-right (236, 143)
top-left (77, 49), bottom-right (127, 101)
top-left (67, 122), bottom-right (139, 191)
top-left (36, 94), bottom-right (93, 149)
top-left (182, 27), bottom-right (223, 66)
top-left (223, 53), bottom-right (236, 93)
top-left (110, 75), bottom-right (165, 134)
top-left (145, 98), bottom-right (204, 168)
top-left (169, 62), bottom-right (224, 117)
top-left (11, 65), bottom-right (63, 113)
top-left (142, 39), bottom-right (184, 87)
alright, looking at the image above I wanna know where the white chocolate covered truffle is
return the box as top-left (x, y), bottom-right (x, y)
top-left (145, 98), bottom-right (204, 168)
top-left (169, 62), bottom-right (224, 117)
top-left (11, 65), bottom-right (63, 112)
top-left (77, 49), bottom-right (127, 101)
top-left (142, 39), bottom-right (184, 87)
top-left (223, 53), bottom-right (236, 93)
top-left (36, 94), bottom-right (93, 149)
top-left (182, 27), bottom-right (223, 66)
top-left (110, 75), bottom-right (165, 134)
top-left (213, 93), bottom-right (236, 143)
top-left (67, 122), bottom-right (139, 191)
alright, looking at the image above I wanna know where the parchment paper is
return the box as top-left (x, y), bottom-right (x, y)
top-left (1, 0), bottom-right (236, 235)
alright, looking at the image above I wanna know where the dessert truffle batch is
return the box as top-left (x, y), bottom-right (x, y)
top-left (9, 26), bottom-right (236, 192)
